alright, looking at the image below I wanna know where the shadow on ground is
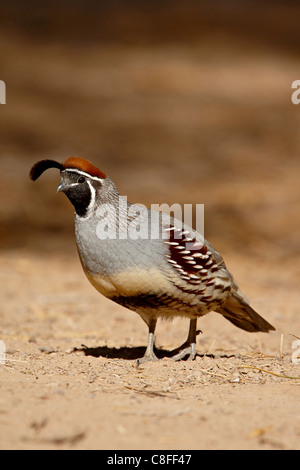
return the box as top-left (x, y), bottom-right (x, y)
top-left (73, 344), bottom-right (236, 361)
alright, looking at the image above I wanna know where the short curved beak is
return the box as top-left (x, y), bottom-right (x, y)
top-left (57, 180), bottom-right (67, 193)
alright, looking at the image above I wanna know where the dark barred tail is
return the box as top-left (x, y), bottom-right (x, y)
top-left (217, 293), bottom-right (275, 333)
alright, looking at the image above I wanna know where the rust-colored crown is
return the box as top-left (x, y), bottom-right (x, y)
top-left (63, 157), bottom-right (106, 179)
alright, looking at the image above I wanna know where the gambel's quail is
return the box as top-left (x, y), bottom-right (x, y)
top-left (30, 157), bottom-right (275, 363)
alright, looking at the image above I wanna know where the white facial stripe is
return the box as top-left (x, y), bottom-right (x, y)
top-left (62, 168), bottom-right (105, 183)
top-left (87, 180), bottom-right (96, 211)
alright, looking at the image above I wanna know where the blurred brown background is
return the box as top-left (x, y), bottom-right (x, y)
top-left (0, 0), bottom-right (299, 258)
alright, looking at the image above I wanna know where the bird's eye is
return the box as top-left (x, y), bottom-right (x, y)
top-left (78, 176), bottom-right (86, 184)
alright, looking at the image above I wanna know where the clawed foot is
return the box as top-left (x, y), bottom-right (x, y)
top-left (172, 343), bottom-right (197, 361)
top-left (137, 320), bottom-right (201, 365)
top-left (136, 350), bottom-right (158, 367)
top-left (171, 328), bottom-right (202, 361)
top-left (137, 345), bottom-right (197, 364)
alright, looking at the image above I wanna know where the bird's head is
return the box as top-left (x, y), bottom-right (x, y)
top-left (30, 157), bottom-right (110, 217)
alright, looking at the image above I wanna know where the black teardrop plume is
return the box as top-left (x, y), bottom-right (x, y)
top-left (29, 160), bottom-right (64, 181)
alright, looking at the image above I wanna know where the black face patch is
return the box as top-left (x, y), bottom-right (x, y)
top-left (59, 172), bottom-right (93, 217)
top-left (59, 170), bottom-right (104, 217)
top-left (64, 182), bottom-right (92, 217)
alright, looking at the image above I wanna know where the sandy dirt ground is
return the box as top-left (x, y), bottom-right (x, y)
top-left (0, 246), bottom-right (300, 450)
top-left (0, 1), bottom-right (300, 450)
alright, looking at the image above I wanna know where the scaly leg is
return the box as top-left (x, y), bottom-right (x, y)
top-left (172, 319), bottom-right (201, 361)
top-left (137, 318), bottom-right (158, 365)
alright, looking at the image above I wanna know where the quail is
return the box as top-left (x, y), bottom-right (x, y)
top-left (30, 157), bottom-right (275, 363)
